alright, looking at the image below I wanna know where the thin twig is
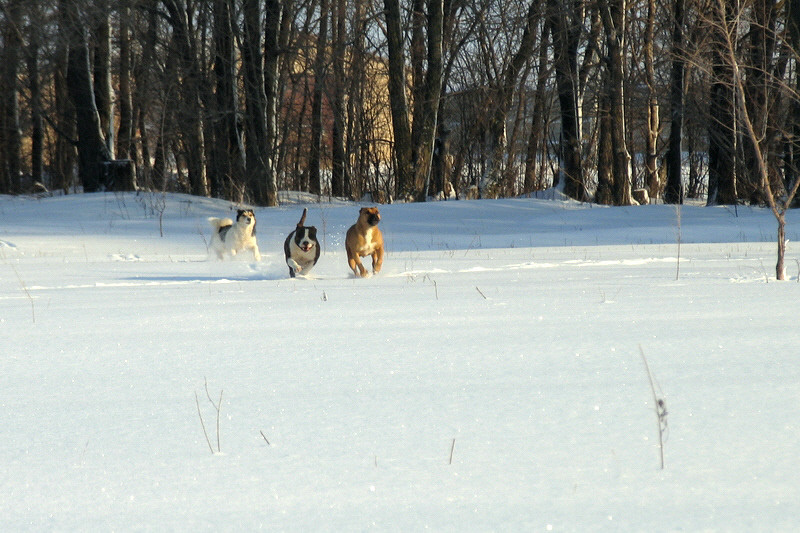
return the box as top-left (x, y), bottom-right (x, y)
top-left (260, 430), bottom-right (271, 446)
top-left (10, 264), bottom-right (35, 324)
top-left (639, 346), bottom-right (667, 469)
top-left (449, 438), bottom-right (456, 465)
top-left (204, 378), bottom-right (223, 453)
top-left (475, 286), bottom-right (487, 299)
top-left (195, 391), bottom-right (214, 454)
top-left (674, 204), bottom-right (682, 281)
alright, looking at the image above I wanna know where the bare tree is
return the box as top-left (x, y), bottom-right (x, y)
top-left (478, 1), bottom-right (541, 198)
top-left (710, 0), bottom-right (800, 279)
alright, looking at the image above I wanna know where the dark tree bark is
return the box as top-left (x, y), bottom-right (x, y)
top-left (331, 0), bottom-right (348, 198)
top-left (93, 2), bottom-right (113, 158)
top-left (596, 81), bottom-right (614, 204)
top-left (161, 0), bottom-right (209, 198)
top-left (742, 0), bottom-right (778, 203)
top-left (410, 0), bottom-right (427, 163)
top-left (242, 0), bottom-right (271, 204)
top-left (788, 0), bottom-right (800, 196)
top-left (548, 0), bottom-right (587, 201)
top-left (383, 0), bottom-right (414, 195)
top-left (665, 0), bottom-right (686, 204)
top-left (308, 0), bottom-right (329, 197)
top-left (599, 0), bottom-right (632, 206)
top-left (707, 0), bottom-right (738, 205)
top-left (1, 0), bottom-right (22, 193)
top-left (413, 0), bottom-right (444, 200)
top-left (209, 0), bottom-right (243, 198)
top-left (643, 0), bottom-right (659, 200)
top-left (117, 1), bottom-right (134, 163)
top-left (481, 1), bottom-right (540, 197)
top-left (64, 0), bottom-right (111, 192)
top-left (524, 17), bottom-right (552, 193)
top-left (262, 0), bottom-right (283, 207)
top-left (27, 0), bottom-right (44, 186)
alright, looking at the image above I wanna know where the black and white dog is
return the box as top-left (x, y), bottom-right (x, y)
top-left (284, 208), bottom-right (320, 277)
top-left (208, 209), bottom-right (261, 261)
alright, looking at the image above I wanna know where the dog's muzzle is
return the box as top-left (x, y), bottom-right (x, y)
top-left (300, 241), bottom-right (314, 252)
top-left (367, 214), bottom-right (380, 226)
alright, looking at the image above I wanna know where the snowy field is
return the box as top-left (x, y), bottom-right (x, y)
top-left (1, 191), bottom-right (799, 531)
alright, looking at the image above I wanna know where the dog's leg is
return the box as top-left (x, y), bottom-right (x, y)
top-left (371, 248), bottom-right (384, 274)
top-left (347, 249), bottom-right (368, 277)
top-left (287, 258), bottom-right (302, 276)
top-left (251, 243), bottom-right (261, 261)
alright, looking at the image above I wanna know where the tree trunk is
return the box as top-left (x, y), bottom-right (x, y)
top-left (413, 0), bottom-right (445, 200)
top-left (596, 83), bottom-right (614, 204)
top-left (64, 0), bottom-right (111, 192)
top-left (309, 0), bottom-right (329, 197)
top-left (707, 1), bottom-right (737, 206)
top-left (383, 0), bottom-right (414, 196)
top-left (665, 0), bottom-right (685, 204)
top-left (242, 0), bottom-right (270, 204)
top-left (643, 0), bottom-right (659, 200)
top-left (27, 2), bottom-right (44, 186)
top-left (161, 0), bottom-right (209, 198)
top-left (1, 0), bottom-right (22, 193)
top-left (599, 0), bottom-right (632, 206)
top-left (93, 3), bottom-right (114, 159)
top-left (331, 0), bottom-right (348, 198)
top-left (210, 0), bottom-right (244, 199)
top-left (117, 2), bottom-right (134, 163)
top-left (788, 0), bottom-right (800, 199)
top-left (410, 0), bottom-right (427, 166)
top-left (548, 0), bottom-right (587, 201)
top-left (548, 0), bottom-right (589, 202)
top-left (742, 0), bottom-right (778, 203)
top-left (481, 2), bottom-right (540, 197)
top-left (262, 0), bottom-right (283, 207)
top-left (524, 18), bottom-right (552, 193)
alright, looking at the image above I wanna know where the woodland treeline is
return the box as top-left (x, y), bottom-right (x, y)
top-left (0, 0), bottom-right (799, 207)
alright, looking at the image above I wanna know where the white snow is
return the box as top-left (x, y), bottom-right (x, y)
top-left (1, 191), bottom-right (799, 531)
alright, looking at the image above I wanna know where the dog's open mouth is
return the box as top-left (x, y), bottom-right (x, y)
top-left (301, 243), bottom-right (314, 252)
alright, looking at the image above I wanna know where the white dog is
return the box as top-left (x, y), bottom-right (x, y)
top-left (208, 209), bottom-right (261, 261)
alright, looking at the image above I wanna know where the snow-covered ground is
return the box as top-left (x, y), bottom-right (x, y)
top-left (1, 191), bottom-right (799, 531)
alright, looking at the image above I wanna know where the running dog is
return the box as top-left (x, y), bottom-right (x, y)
top-left (345, 207), bottom-right (384, 277)
top-left (284, 208), bottom-right (320, 278)
top-left (208, 209), bottom-right (261, 261)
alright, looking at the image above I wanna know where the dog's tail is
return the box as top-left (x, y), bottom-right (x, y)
top-left (208, 217), bottom-right (233, 231)
top-left (296, 208), bottom-right (308, 228)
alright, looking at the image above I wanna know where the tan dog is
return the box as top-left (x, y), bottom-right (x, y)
top-left (345, 207), bottom-right (384, 277)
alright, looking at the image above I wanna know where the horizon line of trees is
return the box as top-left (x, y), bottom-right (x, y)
top-left (0, 0), bottom-right (798, 209)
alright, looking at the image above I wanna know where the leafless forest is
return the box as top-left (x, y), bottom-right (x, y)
top-left (0, 0), bottom-right (798, 207)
